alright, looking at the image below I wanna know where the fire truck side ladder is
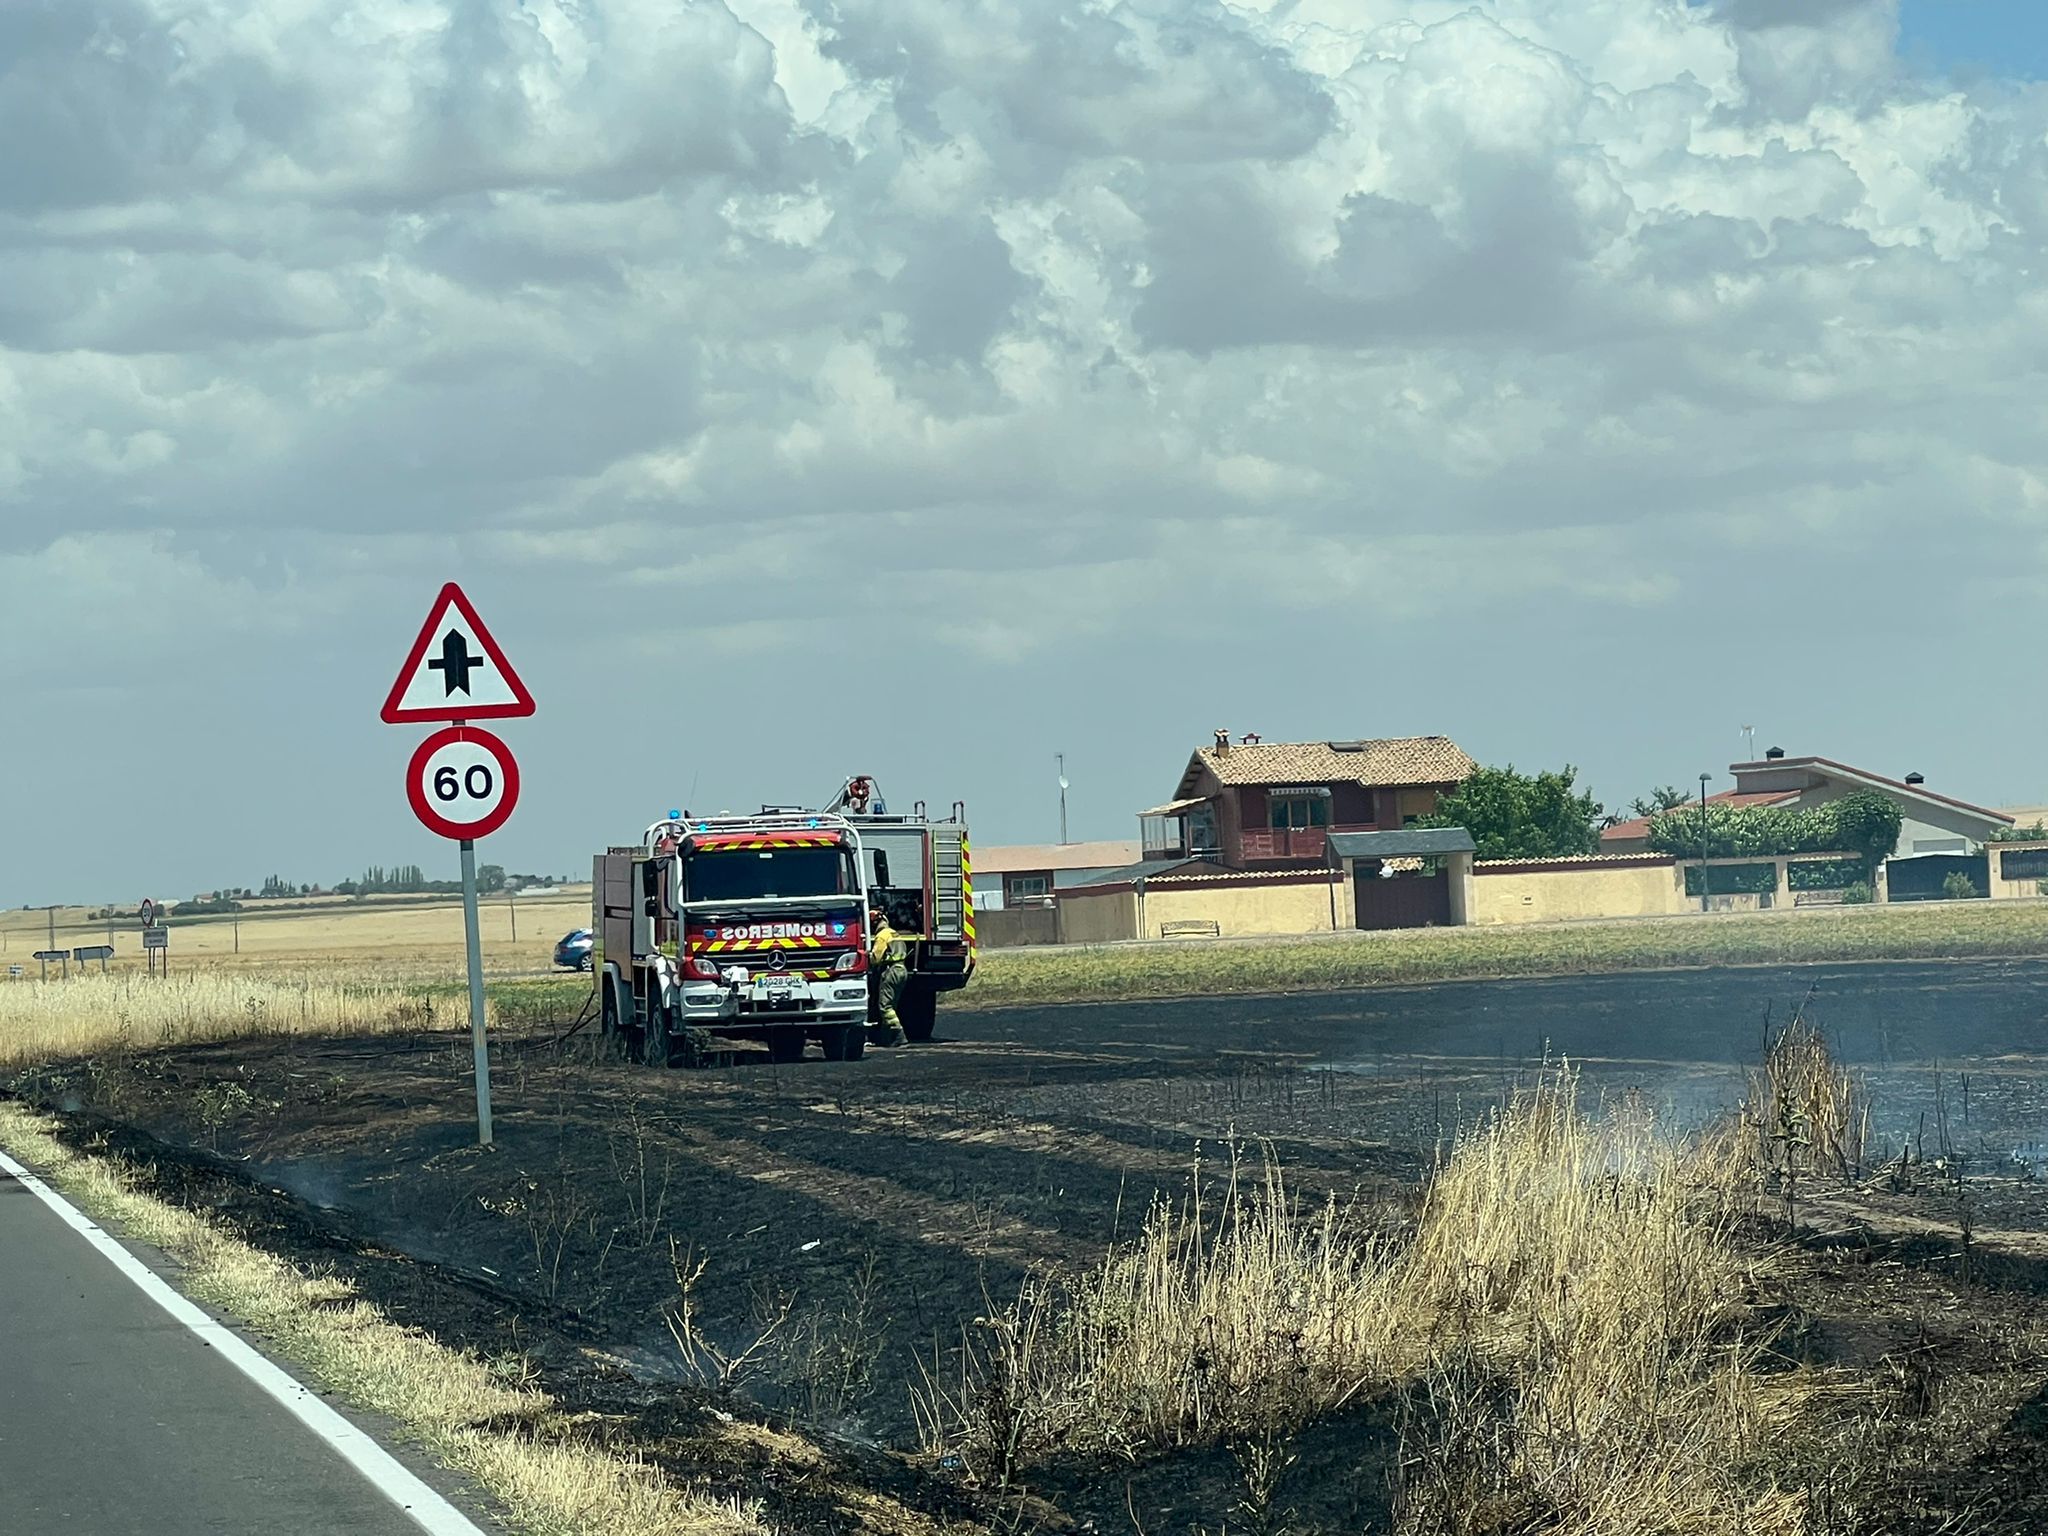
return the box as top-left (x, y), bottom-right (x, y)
top-left (931, 827), bottom-right (967, 940)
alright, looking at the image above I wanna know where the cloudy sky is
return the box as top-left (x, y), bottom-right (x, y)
top-left (5, 0), bottom-right (2048, 904)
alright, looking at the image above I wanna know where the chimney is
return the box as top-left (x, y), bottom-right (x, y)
top-left (1243, 731), bottom-right (1262, 745)
top-left (1905, 772), bottom-right (1925, 787)
top-left (1764, 746), bottom-right (1785, 761)
top-left (1214, 728), bottom-right (1231, 754)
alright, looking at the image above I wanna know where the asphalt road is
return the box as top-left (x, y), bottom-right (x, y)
top-left (0, 1159), bottom-right (484, 1535)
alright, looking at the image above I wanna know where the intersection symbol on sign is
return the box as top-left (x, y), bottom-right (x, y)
top-left (381, 583), bottom-right (536, 724)
top-left (430, 631), bottom-right (486, 696)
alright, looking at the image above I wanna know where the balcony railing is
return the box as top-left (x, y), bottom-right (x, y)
top-left (1239, 824), bottom-right (1376, 862)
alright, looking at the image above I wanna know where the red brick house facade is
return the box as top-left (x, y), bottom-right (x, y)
top-left (1140, 735), bottom-right (1477, 869)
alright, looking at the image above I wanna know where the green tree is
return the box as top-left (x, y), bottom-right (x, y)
top-left (1423, 765), bottom-right (1604, 861)
top-left (1645, 790), bottom-right (1901, 878)
top-left (478, 864), bottom-right (506, 894)
top-left (1630, 785), bottom-right (1691, 818)
top-left (1602, 784), bottom-right (1690, 830)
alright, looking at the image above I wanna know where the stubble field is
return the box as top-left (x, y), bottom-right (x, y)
top-left (0, 889), bottom-right (592, 981)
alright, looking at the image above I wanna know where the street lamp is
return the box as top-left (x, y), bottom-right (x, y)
top-left (1698, 772), bottom-right (1713, 913)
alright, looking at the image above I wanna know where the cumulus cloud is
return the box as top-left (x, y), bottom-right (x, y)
top-left (5, 0), bottom-right (2048, 891)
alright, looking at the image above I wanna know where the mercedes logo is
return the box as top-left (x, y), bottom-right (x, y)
top-left (768, 947), bottom-right (787, 971)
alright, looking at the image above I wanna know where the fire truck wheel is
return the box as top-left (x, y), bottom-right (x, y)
top-left (601, 982), bottom-right (628, 1061)
top-left (642, 1002), bottom-right (670, 1069)
top-left (899, 988), bottom-right (938, 1043)
top-left (819, 1024), bottom-right (865, 1061)
top-left (768, 1030), bottom-right (806, 1065)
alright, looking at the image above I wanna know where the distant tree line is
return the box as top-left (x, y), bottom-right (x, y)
top-left (65, 869), bottom-right (578, 918)
top-left (333, 865), bottom-right (462, 897)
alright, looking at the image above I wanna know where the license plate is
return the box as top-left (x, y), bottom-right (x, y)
top-left (752, 973), bottom-right (803, 1001)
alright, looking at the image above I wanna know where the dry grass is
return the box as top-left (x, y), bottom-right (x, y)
top-left (970, 900), bottom-right (2048, 1007)
top-left (1391, 1085), bottom-right (1804, 1536)
top-left (0, 971), bottom-right (474, 1073)
top-left (0, 891), bottom-right (590, 981)
top-left (920, 1073), bottom-right (1817, 1534)
top-left (0, 1103), bottom-right (762, 1536)
top-left (914, 1153), bottom-right (1403, 1475)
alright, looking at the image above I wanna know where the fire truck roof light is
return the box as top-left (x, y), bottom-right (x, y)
top-left (669, 808), bottom-right (681, 820)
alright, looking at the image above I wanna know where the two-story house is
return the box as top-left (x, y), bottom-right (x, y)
top-left (1139, 734), bottom-right (1477, 869)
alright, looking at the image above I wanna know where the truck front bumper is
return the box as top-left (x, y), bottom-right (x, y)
top-left (678, 980), bottom-right (868, 1026)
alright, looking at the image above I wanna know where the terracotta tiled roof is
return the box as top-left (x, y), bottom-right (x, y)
top-left (1599, 790), bottom-right (1796, 846)
top-left (1182, 737), bottom-right (1474, 793)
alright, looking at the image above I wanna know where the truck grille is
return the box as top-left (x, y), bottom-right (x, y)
top-left (698, 942), bottom-right (856, 976)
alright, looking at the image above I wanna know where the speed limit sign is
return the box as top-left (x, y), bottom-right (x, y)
top-left (405, 726), bottom-right (520, 841)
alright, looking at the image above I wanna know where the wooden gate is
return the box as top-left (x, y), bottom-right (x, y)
top-left (1354, 869), bottom-right (1451, 930)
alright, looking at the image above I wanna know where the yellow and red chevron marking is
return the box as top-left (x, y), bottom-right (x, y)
top-left (700, 934), bottom-right (828, 954)
top-left (696, 832), bottom-right (842, 850)
top-left (962, 837), bottom-right (977, 956)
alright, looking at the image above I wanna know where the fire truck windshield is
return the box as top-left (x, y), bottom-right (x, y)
top-left (682, 846), bottom-right (857, 903)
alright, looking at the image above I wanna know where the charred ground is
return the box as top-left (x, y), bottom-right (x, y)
top-left (11, 960), bottom-right (2048, 1534)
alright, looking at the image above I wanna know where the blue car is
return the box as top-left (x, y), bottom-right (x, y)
top-left (553, 929), bottom-right (595, 971)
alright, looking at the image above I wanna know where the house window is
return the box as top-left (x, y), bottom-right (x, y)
top-left (1007, 874), bottom-right (1050, 900)
top-left (1268, 792), bottom-right (1331, 831)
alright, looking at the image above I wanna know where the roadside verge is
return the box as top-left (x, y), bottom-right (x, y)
top-left (0, 1103), bottom-right (761, 1536)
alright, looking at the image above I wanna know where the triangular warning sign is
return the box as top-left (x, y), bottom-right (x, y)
top-left (381, 583), bottom-right (536, 724)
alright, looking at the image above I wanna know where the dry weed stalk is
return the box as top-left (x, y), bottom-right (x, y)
top-left (1747, 1008), bottom-right (1870, 1186)
top-left (608, 1101), bottom-right (676, 1247)
top-left (666, 1238), bottom-right (790, 1399)
top-left (782, 1251), bottom-right (889, 1423)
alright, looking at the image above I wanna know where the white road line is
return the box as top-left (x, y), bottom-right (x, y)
top-left (0, 1148), bottom-right (490, 1536)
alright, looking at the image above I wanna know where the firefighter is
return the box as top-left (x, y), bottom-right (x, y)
top-left (867, 904), bottom-right (908, 1047)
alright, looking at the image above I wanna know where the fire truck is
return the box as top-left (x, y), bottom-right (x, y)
top-left (593, 777), bottom-right (974, 1066)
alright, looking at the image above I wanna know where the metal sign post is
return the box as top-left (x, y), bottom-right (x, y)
top-left (402, 726), bottom-right (519, 1147)
top-left (459, 839), bottom-right (494, 1146)
top-left (140, 900), bottom-right (166, 978)
top-left (384, 583), bottom-right (533, 1152)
